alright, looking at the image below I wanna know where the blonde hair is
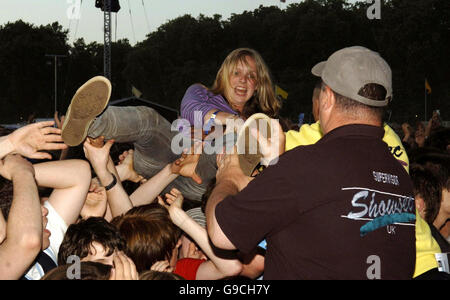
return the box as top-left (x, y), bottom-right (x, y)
top-left (210, 48), bottom-right (281, 118)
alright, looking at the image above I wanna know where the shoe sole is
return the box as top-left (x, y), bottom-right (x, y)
top-left (62, 76), bottom-right (111, 146)
top-left (236, 113), bottom-right (272, 176)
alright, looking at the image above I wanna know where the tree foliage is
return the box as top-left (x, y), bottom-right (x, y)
top-left (0, 0), bottom-right (448, 124)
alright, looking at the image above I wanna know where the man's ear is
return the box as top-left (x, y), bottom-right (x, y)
top-left (320, 85), bottom-right (336, 112)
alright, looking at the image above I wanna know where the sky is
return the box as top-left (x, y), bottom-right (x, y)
top-left (0, 0), bottom-right (304, 45)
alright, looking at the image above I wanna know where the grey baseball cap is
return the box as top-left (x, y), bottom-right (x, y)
top-left (311, 46), bottom-right (392, 107)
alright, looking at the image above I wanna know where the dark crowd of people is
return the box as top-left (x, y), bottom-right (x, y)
top-left (0, 46), bottom-right (448, 280)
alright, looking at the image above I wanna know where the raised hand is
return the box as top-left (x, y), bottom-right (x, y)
top-left (170, 142), bottom-right (203, 184)
top-left (150, 260), bottom-right (173, 273)
top-left (250, 118), bottom-right (285, 166)
top-left (116, 149), bottom-right (144, 183)
top-left (83, 136), bottom-right (114, 175)
top-left (158, 188), bottom-right (185, 226)
top-left (216, 147), bottom-right (253, 192)
top-left (6, 121), bottom-right (67, 160)
top-left (109, 251), bottom-right (139, 280)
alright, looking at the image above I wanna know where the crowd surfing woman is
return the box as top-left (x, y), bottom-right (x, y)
top-left (61, 48), bottom-right (282, 202)
top-left (181, 48), bottom-right (280, 130)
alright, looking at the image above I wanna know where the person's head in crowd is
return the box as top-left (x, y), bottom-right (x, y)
top-left (411, 152), bottom-right (450, 237)
top-left (111, 203), bottom-right (182, 273)
top-left (0, 177), bottom-right (13, 222)
top-left (139, 270), bottom-right (184, 280)
top-left (58, 217), bottom-right (126, 266)
top-left (210, 47), bottom-right (281, 119)
top-left (178, 207), bottom-right (207, 261)
top-left (425, 127), bottom-right (450, 154)
top-left (311, 46), bottom-right (390, 133)
top-left (41, 261), bottom-right (112, 280)
top-left (411, 165), bottom-right (442, 224)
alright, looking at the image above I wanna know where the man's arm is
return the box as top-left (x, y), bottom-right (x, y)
top-left (206, 151), bottom-right (252, 250)
top-left (129, 147), bottom-right (202, 207)
top-left (83, 138), bottom-right (133, 218)
top-left (33, 159), bottom-right (91, 226)
top-left (0, 155), bottom-right (43, 280)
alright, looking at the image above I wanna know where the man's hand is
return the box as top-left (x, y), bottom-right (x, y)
top-left (158, 188), bottom-right (185, 226)
top-left (83, 136), bottom-right (114, 176)
top-left (116, 149), bottom-right (144, 183)
top-left (0, 154), bottom-right (35, 180)
top-left (170, 142), bottom-right (203, 184)
top-left (7, 121), bottom-right (67, 160)
top-left (250, 118), bottom-right (285, 167)
top-left (216, 148), bottom-right (253, 192)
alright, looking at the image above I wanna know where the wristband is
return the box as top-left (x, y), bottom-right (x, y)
top-left (104, 173), bottom-right (117, 191)
top-left (204, 110), bottom-right (220, 135)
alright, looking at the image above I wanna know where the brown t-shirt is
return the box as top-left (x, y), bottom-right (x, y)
top-left (216, 124), bottom-right (416, 279)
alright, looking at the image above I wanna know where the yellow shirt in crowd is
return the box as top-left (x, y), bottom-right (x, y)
top-left (284, 121), bottom-right (441, 278)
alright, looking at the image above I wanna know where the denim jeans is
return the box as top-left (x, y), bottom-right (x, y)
top-left (88, 106), bottom-right (218, 202)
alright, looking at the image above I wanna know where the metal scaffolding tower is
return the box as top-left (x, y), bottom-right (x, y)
top-left (96, 0), bottom-right (120, 80)
top-left (103, 0), bottom-right (112, 80)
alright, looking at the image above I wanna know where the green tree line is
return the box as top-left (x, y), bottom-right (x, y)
top-left (0, 0), bottom-right (448, 124)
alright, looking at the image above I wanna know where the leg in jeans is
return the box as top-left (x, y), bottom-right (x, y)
top-left (88, 105), bottom-right (216, 202)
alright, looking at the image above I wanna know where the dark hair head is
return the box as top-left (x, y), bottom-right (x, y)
top-left (0, 178), bottom-right (14, 221)
top-left (139, 270), bottom-right (184, 280)
top-left (410, 164), bottom-right (443, 224)
top-left (58, 217), bottom-right (126, 265)
top-left (41, 262), bottom-right (112, 280)
top-left (111, 203), bottom-right (181, 272)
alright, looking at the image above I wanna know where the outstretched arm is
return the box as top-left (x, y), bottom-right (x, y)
top-left (0, 155), bottom-right (42, 280)
top-left (129, 144), bottom-right (203, 207)
top-left (83, 137), bottom-right (133, 217)
top-left (162, 189), bottom-right (242, 280)
top-left (0, 121), bottom-right (67, 160)
top-left (33, 159), bottom-right (91, 226)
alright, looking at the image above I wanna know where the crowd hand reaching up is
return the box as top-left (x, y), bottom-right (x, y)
top-left (150, 260), bottom-right (173, 273)
top-left (83, 136), bottom-right (114, 175)
top-left (158, 188), bottom-right (186, 226)
top-left (216, 148), bottom-right (253, 192)
top-left (117, 149), bottom-right (145, 183)
top-left (4, 121), bottom-right (67, 160)
top-left (250, 118), bottom-right (285, 167)
top-left (170, 142), bottom-right (203, 185)
top-left (80, 177), bottom-right (108, 219)
top-left (109, 251), bottom-right (139, 280)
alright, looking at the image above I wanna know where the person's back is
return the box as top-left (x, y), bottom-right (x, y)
top-left (265, 124), bottom-right (415, 279)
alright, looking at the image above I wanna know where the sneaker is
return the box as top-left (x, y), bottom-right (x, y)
top-left (236, 113), bottom-right (272, 176)
top-left (61, 76), bottom-right (111, 146)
